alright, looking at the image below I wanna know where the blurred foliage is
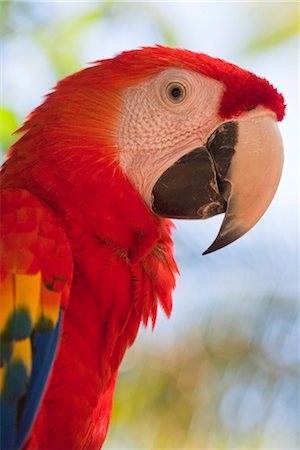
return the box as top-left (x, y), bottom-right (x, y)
top-left (0, 108), bottom-right (18, 153)
top-left (245, 3), bottom-right (299, 54)
top-left (106, 296), bottom-right (298, 449)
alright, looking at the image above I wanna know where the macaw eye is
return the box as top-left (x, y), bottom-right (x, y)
top-left (166, 82), bottom-right (186, 103)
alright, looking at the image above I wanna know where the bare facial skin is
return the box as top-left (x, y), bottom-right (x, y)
top-left (118, 68), bottom-right (224, 205)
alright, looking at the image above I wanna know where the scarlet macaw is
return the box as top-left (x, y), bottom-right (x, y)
top-left (0, 46), bottom-right (284, 449)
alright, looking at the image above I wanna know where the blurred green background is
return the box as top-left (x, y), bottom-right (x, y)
top-left (1, 2), bottom-right (299, 449)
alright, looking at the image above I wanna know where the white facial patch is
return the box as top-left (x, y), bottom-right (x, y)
top-left (117, 68), bottom-right (224, 206)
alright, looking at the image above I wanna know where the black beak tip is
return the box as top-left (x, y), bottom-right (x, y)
top-left (202, 228), bottom-right (242, 255)
top-left (202, 242), bottom-right (222, 256)
top-left (202, 239), bottom-right (227, 255)
top-left (202, 247), bottom-right (214, 256)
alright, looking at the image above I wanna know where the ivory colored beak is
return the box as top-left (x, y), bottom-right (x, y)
top-left (203, 115), bottom-right (284, 255)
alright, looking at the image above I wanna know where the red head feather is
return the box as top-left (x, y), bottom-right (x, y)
top-left (96, 45), bottom-right (285, 120)
top-left (17, 45), bottom-right (285, 161)
top-left (59, 45), bottom-right (285, 120)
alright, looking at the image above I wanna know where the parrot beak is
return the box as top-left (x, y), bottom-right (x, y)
top-left (152, 114), bottom-right (283, 254)
top-left (203, 115), bottom-right (283, 254)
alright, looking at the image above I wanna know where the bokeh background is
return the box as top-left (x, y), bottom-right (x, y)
top-left (1, 2), bottom-right (299, 449)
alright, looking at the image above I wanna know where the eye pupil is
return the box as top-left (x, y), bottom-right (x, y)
top-left (171, 87), bottom-right (182, 98)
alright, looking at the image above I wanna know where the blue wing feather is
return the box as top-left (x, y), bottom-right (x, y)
top-left (0, 310), bottom-right (64, 450)
top-left (16, 309), bottom-right (64, 449)
top-left (0, 400), bottom-right (17, 449)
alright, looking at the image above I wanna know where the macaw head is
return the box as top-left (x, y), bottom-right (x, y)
top-left (19, 46), bottom-right (285, 253)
